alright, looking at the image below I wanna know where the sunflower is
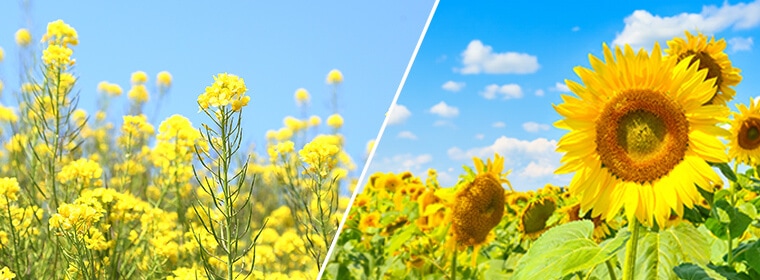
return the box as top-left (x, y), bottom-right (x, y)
top-left (358, 212), bottom-right (381, 232)
top-left (560, 202), bottom-right (621, 242)
top-left (554, 42), bottom-right (729, 228)
top-left (665, 31), bottom-right (742, 106)
top-left (416, 188), bottom-right (447, 232)
top-left (393, 182), bottom-right (426, 211)
top-left (449, 154), bottom-right (510, 247)
top-left (518, 196), bottom-right (556, 240)
top-left (505, 191), bottom-right (531, 214)
top-left (729, 98), bottom-right (760, 165)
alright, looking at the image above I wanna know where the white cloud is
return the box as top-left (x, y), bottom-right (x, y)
top-left (437, 170), bottom-right (457, 187)
top-left (572, 26), bottom-right (580, 32)
top-left (475, 133), bottom-right (485, 140)
top-left (397, 131), bottom-right (417, 140)
top-left (521, 161), bottom-right (556, 178)
top-left (442, 81), bottom-right (466, 92)
top-left (401, 155), bottom-right (432, 168)
top-left (534, 89), bottom-right (545, 96)
top-left (551, 82), bottom-right (570, 93)
top-left (429, 101), bottom-right (459, 118)
top-left (446, 136), bottom-right (568, 191)
top-left (387, 104), bottom-right (411, 125)
top-left (522, 122), bottom-right (550, 133)
top-left (433, 120), bottom-right (455, 127)
top-left (612, 1), bottom-right (760, 50)
top-left (458, 40), bottom-right (540, 74)
top-left (492, 121), bottom-right (506, 128)
top-left (447, 136), bottom-right (557, 161)
top-left (371, 153), bottom-right (433, 173)
top-left (481, 84), bottom-right (523, 100)
top-left (729, 36), bottom-right (754, 52)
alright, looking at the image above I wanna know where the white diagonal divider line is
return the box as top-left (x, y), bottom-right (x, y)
top-left (316, 0), bottom-right (441, 278)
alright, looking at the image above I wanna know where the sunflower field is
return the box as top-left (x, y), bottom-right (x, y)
top-left (324, 31), bottom-right (760, 280)
top-left (0, 19), bottom-right (357, 279)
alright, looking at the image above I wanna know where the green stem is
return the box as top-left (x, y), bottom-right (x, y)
top-left (220, 111), bottom-right (234, 280)
top-left (606, 260), bottom-right (617, 280)
top-left (622, 219), bottom-right (640, 280)
top-left (451, 246), bottom-right (457, 280)
top-left (727, 227), bottom-right (734, 265)
top-left (728, 164), bottom-right (739, 266)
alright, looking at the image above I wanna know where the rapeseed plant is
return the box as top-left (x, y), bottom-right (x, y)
top-left (0, 16), bottom-right (358, 280)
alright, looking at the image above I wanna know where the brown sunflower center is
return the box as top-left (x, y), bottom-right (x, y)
top-left (595, 89), bottom-right (689, 183)
top-left (679, 50), bottom-right (723, 104)
top-left (738, 117), bottom-right (760, 150)
top-left (520, 197), bottom-right (556, 239)
top-left (452, 175), bottom-right (505, 246)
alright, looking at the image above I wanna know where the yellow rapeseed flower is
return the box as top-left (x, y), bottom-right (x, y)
top-left (0, 266), bottom-right (15, 280)
top-left (298, 134), bottom-right (341, 175)
top-left (0, 104), bottom-right (17, 123)
top-left (554, 42), bottom-right (729, 228)
top-left (275, 141), bottom-right (295, 154)
top-left (97, 81), bottom-right (123, 97)
top-left (41, 44), bottom-right (74, 68)
top-left (0, 232), bottom-right (7, 249)
top-left (729, 98), bottom-right (760, 165)
top-left (97, 81), bottom-right (108, 93)
top-left (0, 177), bottom-right (21, 202)
top-left (275, 127), bottom-right (293, 141)
top-left (197, 73), bottom-right (250, 111)
top-left (57, 158), bottom-right (103, 185)
top-left (15, 28), bottom-right (32, 47)
top-left (366, 139), bottom-right (376, 155)
top-left (120, 114), bottom-right (155, 144)
top-left (49, 203), bottom-right (102, 232)
top-left (131, 71), bottom-right (148, 84)
top-left (156, 71), bottom-right (172, 88)
top-left (294, 88), bottom-right (310, 105)
top-left (308, 115), bottom-right (321, 127)
top-left (128, 84), bottom-right (149, 103)
top-left (41, 19), bottom-right (78, 47)
top-left (0, 47), bottom-right (4, 62)
top-left (326, 113), bottom-right (344, 129)
top-left (326, 69), bottom-right (343, 84)
top-left (665, 31), bottom-right (742, 106)
top-left (283, 116), bottom-right (306, 132)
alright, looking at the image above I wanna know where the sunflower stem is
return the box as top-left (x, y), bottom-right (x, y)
top-left (727, 164), bottom-right (739, 266)
top-left (451, 245), bottom-right (457, 280)
top-left (622, 219), bottom-right (640, 280)
top-left (727, 227), bottom-right (734, 265)
top-left (605, 260), bottom-right (617, 280)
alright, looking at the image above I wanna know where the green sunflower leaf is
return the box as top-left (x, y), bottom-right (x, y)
top-left (385, 224), bottom-right (415, 255)
top-left (712, 162), bottom-right (737, 182)
top-left (706, 200), bottom-right (753, 240)
top-left (706, 263), bottom-right (751, 280)
top-left (631, 223), bottom-right (710, 280)
top-left (673, 263), bottom-right (714, 280)
top-left (512, 220), bottom-right (626, 280)
top-left (731, 239), bottom-right (760, 274)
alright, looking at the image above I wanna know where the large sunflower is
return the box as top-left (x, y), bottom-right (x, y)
top-left (729, 98), bottom-right (760, 165)
top-left (665, 31), bottom-right (742, 106)
top-left (554, 42), bottom-right (729, 228)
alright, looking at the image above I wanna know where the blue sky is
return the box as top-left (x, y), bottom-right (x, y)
top-left (0, 1), bottom-right (436, 181)
top-left (371, 0), bottom-right (760, 192)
